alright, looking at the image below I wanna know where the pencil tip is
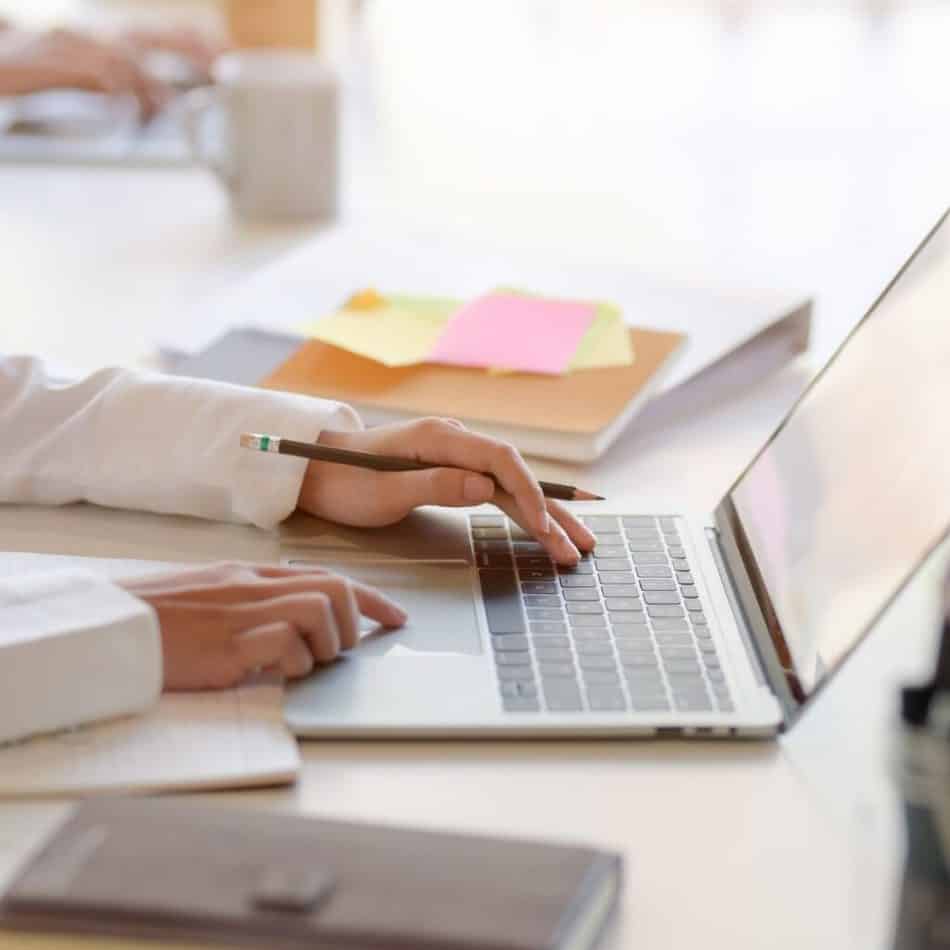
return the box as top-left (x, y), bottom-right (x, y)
top-left (573, 490), bottom-right (605, 502)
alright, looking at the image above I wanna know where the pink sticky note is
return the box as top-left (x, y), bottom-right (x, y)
top-left (429, 293), bottom-right (596, 375)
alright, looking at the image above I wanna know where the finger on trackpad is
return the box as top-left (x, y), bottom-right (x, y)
top-left (286, 559), bottom-right (483, 657)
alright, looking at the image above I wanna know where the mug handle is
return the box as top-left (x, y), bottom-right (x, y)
top-left (182, 86), bottom-right (233, 188)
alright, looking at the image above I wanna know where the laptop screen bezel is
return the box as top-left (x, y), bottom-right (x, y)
top-left (712, 206), bottom-right (950, 724)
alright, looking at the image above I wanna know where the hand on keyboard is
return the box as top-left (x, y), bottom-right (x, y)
top-left (298, 418), bottom-right (596, 566)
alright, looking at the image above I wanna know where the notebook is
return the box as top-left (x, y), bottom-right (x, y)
top-left (0, 797), bottom-right (621, 950)
top-left (260, 326), bottom-right (685, 461)
top-left (0, 554), bottom-right (300, 797)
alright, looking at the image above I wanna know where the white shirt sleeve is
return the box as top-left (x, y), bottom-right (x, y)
top-left (0, 354), bottom-right (363, 739)
top-left (0, 355), bottom-right (362, 528)
top-left (0, 570), bottom-right (163, 744)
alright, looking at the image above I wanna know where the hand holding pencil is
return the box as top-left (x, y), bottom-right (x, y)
top-left (242, 418), bottom-right (601, 566)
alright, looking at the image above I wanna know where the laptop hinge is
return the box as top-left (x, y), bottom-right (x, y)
top-left (706, 528), bottom-right (796, 727)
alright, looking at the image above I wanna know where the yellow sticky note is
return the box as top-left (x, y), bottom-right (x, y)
top-left (568, 303), bottom-right (635, 371)
top-left (300, 293), bottom-right (460, 367)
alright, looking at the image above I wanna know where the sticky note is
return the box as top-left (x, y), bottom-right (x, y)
top-left (429, 293), bottom-right (596, 375)
top-left (299, 293), bottom-right (459, 367)
top-left (569, 303), bottom-right (635, 371)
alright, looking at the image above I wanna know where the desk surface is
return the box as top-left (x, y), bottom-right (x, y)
top-left (2, 3), bottom-right (950, 947)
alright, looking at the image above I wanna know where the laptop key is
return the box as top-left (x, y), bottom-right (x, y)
top-left (598, 571), bottom-right (636, 584)
top-left (535, 647), bottom-right (573, 663)
top-left (492, 634), bottom-right (529, 651)
top-left (499, 681), bottom-right (539, 699)
top-left (520, 568), bottom-right (555, 580)
top-left (628, 541), bottom-right (665, 552)
top-left (666, 546), bottom-right (686, 558)
top-left (579, 656), bottom-right (618, 672)
top-left (533, 635), bottom-right (570, 651)
top-left (636, 565), bottom-right (673, 578)
top-left (648, 605), bottom-right (685, 619)
top-left (660, 646), bottom-right (697, 659)
top-left (497, 665), bottom-right (535, 681)
top-left (571, 626), bottom-right (611, 640)
top-left (671, 558), bottom-right (690, 571)
top-left (612, 623), bottom-right (651, 637)
top-left (575, 642), bottom-right (614, 656)
top-left (512, 541), bottom-right (548, 555)
top-left (594, 558), bottom-right (631, 572)
top-left (676, 571), bottom-right (694, 585)
top-left (522, 581), bottom-right (557, 595)
top-left (544, 684), bottom-right (584, 710)
top-left (680, 586), bottom-right (698, 598)
top-left (639, 579), bottom-right (676, 591)
top-left (630, 552), bottom-right (667, 564)
top-left (538, 663), bottom-right (576, 678)
top-left (600, 584), bottom-right (640, 597)
top-left (652, 619), bottom-right (690, 631)
top-left (502, 697), bottom-right (541, 712)
top-left (643, 591), bottom-right (681, 605)
top-left (495, 652), bottom-right (531, 666)
top-left (566, 602), bottom-right (604, 615)
top-left (560, 574), bottom-right (597, 588)
top-left (622, 516), bottom-right (655, 528)
top-left (582, 670), bottom-right (622, 685)
top-left (569, 614), bottom-right (607, 627)
top-left (524, 595), bottom-right (561, 608)
top-left (531, 622), bottom-right (568, 636)
top-left (558, 560), bottom-right (594, 575)
top-left (478, 569), bottom-right (525, 634)
top-left (685, 601), bottom-right (705, 613)
top-left (582, 516), bottom-right (620, 530)
top-left (563, 589), bottom-right (601, 602)
top-left (619, 656), bottom-right (659, 670)
top-left (593, 545), bottom-right (628, 559)
top-left (588, 687), bottom-right (627, 711)
top-left (692, 616), bottom-right (710, 628)
top-left (527, 608), bottom-right (563, 621)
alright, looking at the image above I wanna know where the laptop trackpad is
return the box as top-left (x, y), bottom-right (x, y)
top-left (285, 559), bottom-right (482, 657)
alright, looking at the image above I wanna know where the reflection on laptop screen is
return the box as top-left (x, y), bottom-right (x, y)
top-left (729, 210), bottom-right (950, 696)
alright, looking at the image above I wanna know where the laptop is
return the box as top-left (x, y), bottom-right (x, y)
top-left (282, 206), bottom-right (950, 738)
top-left (0, 89), bottom-right (194, 167)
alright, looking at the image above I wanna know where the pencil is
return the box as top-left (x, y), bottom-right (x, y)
top-left (240, 433), bottom-right (604, 502)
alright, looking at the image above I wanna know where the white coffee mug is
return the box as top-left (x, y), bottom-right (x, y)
top-left (185, 50), bottom-right (338, 220)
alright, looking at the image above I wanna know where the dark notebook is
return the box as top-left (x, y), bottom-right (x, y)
top-left (0, 798), bottom-right (621, 950)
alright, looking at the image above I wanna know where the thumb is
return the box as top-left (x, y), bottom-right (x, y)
top-left (390, 467), bottom-right (495, 513)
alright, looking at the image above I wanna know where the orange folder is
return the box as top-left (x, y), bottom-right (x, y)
top-left (261, 327), bottom-right (685, 436)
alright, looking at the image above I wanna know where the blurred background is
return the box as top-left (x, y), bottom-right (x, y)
top-left (1, 0), bottom-right (948, 368)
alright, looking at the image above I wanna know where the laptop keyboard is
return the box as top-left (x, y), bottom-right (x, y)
top-left (471, 514), bottom-right (734, 715)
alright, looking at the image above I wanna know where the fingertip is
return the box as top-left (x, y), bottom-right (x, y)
top-left (385, 603), bottom-right (409, 627)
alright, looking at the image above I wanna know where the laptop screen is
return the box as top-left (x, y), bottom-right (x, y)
top-left (724, 209), bottom-right (950, 700)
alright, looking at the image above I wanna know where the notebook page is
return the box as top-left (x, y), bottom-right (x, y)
top-left (0, 553), bottom-right (300, 797)
top-left (0, 680), bottom-right (299, 799)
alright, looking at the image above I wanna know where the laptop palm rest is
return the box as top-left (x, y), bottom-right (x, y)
top-left (283, 559), bottom-right (493, 733)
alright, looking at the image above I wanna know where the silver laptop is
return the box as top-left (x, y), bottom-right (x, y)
top-left (283, 208), bottom-right (950, 738)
